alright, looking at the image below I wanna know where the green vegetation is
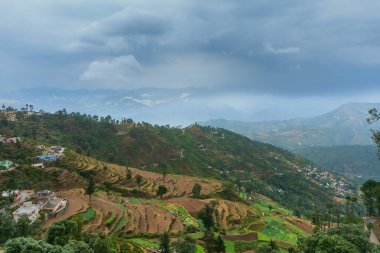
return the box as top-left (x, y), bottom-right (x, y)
top-left (172, 236), bottom-right (197, 253)
top-left (112, 205), bottom-right (127, 234)
top-left (296, 145), bottom-right (380, 183)
top-left (159, 232), bottom-right (170, 253)
top-left (0, 112), bottom-right (339, 214)
top-left (82, 208), bottom-right (96, 223)
top-left (192, 183), bottom-right (202, 198)
top-left (126, 197), bottom-right (140, 204)
top-left (0, 109), bottom-right (361, 252)
top-left (105, 212), bottom-right (116, 226)
top-left (129, 238), bottom-right (159, 249)
top-left (298, 224), bottom-right (378, 252)
top-left (158, 203), bottom-right (199, 228)
top-left (261, 216), bottom-right (305, 245)
top-left (252, 196), bottom-right (292, 216)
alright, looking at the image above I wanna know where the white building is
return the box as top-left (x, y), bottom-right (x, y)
top-left (13, 202), bottom-right (40, 223)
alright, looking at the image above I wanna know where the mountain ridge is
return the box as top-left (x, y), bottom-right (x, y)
top-left (203, 102), bottom-right (380, 149)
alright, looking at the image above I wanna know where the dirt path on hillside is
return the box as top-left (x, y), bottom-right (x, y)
top-left (365, 217), bottom-right (380, 245)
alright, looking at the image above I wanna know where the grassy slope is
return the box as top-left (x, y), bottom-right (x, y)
top-left (0, 131), bottom-right (314, 252)
top-left (0, 113), bottom-right (335, 213)
top-left (296, 145), bottom-right (380, 183)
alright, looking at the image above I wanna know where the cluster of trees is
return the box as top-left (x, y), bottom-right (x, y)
top-left (156, 204), bottom-right (226, 253)
top-left (361, 180), bottom-right (380, 216)
top-left (3, 220), bottom-right (113, 253)
top-left (0, 213), bottom-right (39, 245)
top-left (297, 224), bottom-right (379, 252)
top-left (191, 183), bottom-right (202, 198)
top-left (158, 233), bottom-right (198, 253)
top-left (198, 205), bottom-right (226, 253)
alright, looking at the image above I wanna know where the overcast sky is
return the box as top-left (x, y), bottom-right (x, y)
top-left (1, 0), bottom-right (380, 121)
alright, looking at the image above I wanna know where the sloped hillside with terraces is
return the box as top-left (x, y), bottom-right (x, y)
top-left (0, 112), bottom-right (348, 213)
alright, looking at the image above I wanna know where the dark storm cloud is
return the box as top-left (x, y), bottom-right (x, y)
top-left (1, 0), bottom-right (380, 96)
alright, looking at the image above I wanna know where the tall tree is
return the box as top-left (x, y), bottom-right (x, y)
top-left (156, 185), bottom-right (168, 198)
top-left (93, 237), bottom-right (112, 253)
top-left (159, 232), bottom-right (170, 253)
top-left (214, 235), bottom-right (226, 253)
top-left (15, 214), bottom-right (31, 237)
top-left (203, 230), bottom-right (226, 253)
top-left (46, 220), bottom-right (78, 246)
top-left (103, 182), bottom-right (112, 198)
top-left (199, 205), bottom-right (214, 231)
top-left (172, 236), bottom-right (196, 253)
top-left (361, 180), bottom-right (378, 216)
top-left (86, 177), bottom-right (96, 204)
top-left (135, 174), bottom-right (143, 186)
top-left (192, 183), bottom-right (202, 198)
top-left (0, 213), bottom-right (15, 244)
top-left (126, 169), bottom-right (132, 180)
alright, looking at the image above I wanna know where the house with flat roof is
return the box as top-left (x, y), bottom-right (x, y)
top-left (11, 190), bottom-right (34, 208)
top-left (35, 155), bottom-right (59, 162)
top-left (35, 190), bottom-right (56, 201)
top-left (41, 197), bottom-right (67, 217)
top-left (13, 201), bottom-right (40, 223)
top-left (35, 190), bottom-right (67, 217)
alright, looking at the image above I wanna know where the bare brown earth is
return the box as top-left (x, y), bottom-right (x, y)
top-left (165, 197), bottom-right (207, 213)
top-left (293, 220), bottom-right (313, 233)
top-left (44, 188), bottom-right (89, 228)
top-left (124, 202), bottom-right (185, 234)
top-left (41, 167), bottom-right (86, 190)
top-left (277, 214), bottom-right (314, 234)
top-left (40, 152), bottom-right (262, 235)
top-left (44, 189), bottom-right (124, 234)
top-left (67, 151), bottom-right (222, 197)
top-left (166, 197), bottom-right (261, 230)
top-left (213, 199), bottom-right (261, 230)
top-left (221, 232), bottom-right (258, 241)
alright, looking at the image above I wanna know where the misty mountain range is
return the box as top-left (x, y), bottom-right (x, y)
top-left (204, 103), bottom-right (380, 149)
top-left (204, 103), bottom-right (380, 182)
top-left (3, 87), bottom-right (214, 125)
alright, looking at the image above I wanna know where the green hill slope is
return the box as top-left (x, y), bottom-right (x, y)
top-left (0, 112), bottom-right (353, 213)
top-left (296, 145), bottom-right (380, 183)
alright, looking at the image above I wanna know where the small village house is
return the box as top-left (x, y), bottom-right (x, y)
top-left (35, 155), bottom-right (59, 162)
top-left (0, 160), bottom-right (13, 170)
top-left (35, 190), bottom-right (68, 217)
top-left (6, 137), bottom-right (20, 144)
top-left (11, 190), bottom-right (33, 207)
top-left (13, 201), bottom-right (40, 223)
top-left (31, 162), bottom-right (44, 169)
top-left (41, 197), bottom-right (68, 217)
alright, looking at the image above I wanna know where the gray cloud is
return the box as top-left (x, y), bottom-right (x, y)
top-left (80, 55), bottom-right (142, 83)
top-left (0, 0), bottom-right (380, 98)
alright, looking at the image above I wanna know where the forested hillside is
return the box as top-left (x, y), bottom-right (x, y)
top-left (0, 112), bottom-right (351, 213)
top-left (297, 145), bottom-right (380, 183)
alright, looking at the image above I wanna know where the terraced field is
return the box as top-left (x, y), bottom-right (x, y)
top-left (41, 150), bottom-right (311, 251)
top-left (65, 151), bottom-right (222, 197)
